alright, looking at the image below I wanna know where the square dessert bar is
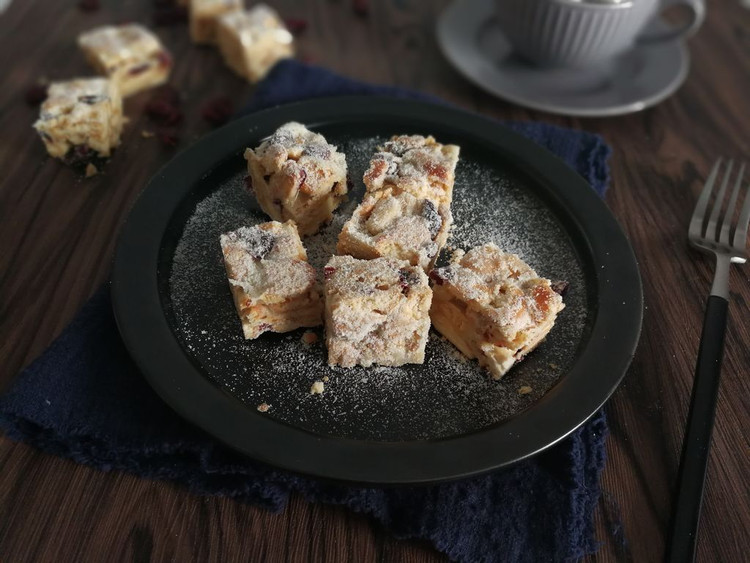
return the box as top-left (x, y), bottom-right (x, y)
top-left (216, 5), bottom-right (293, 83)
top-left (337, 188), bottom-right (452, 272)
top-left (78, 24), bottom-right (172, 97)
top-left (324, 255), bottom-right (432, 368)
top-left (220, 220), bottom-right (323, 339)
top-left (244, 122), bottom-right (348, 236)
top-left (363, 135), bottom-right (460, 206)
top-left (33, 78), bottom-right (123, 160)
top-left (429, 244), bottom-right (565, 379)
top-left (189, 0), bottom-right (242, 45)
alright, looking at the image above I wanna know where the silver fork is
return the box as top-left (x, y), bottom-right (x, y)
top-left (667, 159), bottom-right (750, 563)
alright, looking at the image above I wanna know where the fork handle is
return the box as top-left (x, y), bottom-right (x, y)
top-left (666, 295), bottom-right (728, 563)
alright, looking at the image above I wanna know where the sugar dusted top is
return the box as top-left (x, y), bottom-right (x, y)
top-left (35, 78), bottom-right (115, 123)
top-left (78, 24), bottom-right (165, 70)
top-left (364, 134), bottom-right (460, 198)
top-left (220, 221), bottom-right (316, 302)
top-left (247, 121), bottom-right (347, 195)
top-left (325, 255), bottom-right (427, 299)
top-left (431, 243), bottom-right (564, 328)
top-left (218, 4), bottom-right (293, 45)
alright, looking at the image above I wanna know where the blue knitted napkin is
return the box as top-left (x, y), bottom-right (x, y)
top-left (0, 60), bottom-right (611, 563)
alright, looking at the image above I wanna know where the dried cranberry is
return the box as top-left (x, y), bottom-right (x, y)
top-left (157, 128), bottom-right (180, 148)
top-left (24, 84), bottom-right (47, 106)
top-left (128, 63), bottom-right (151, 76)
top-left (550, 280), bottom-right (569, 297)
top-left (298, 168), bottom-right (307, 187)
top-left (429, 268), bottom-right (453, 286)
top-left (258, 323), bottom-right (272, 332)
top-left (156, 50), bottom-right (173, 68)
top-left (78, 0), bottom-right (100, 12)
top-left (146, 98), bottom-right (183, 126)
top-left (421, 200), bottom-right (442, 238)
top-left (398, 268), bottom-right (419, 295)
top-left (284, 17), bottom-right (308, 35)
top-left (353, 0), bottom-right (369, 17)
top-left (239, 229), bottom-right (275, 259)
top-left (200, 95), bottom-right (233, 128)
top-left (324, 267), bottom-right (336, 280)
top-left (62, 144), bottom-right (95, 166)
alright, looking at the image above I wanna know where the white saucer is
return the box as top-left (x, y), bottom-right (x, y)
top-left (436, 0), bottom-right (690, 117)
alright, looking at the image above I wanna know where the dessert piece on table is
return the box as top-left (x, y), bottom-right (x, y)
top-left (220, 220), bottom-right (322, 339)
top-left (33, 78), bottom-right (123, 160)
top-left (244, 122), bottom-right (348, 236)
top-left (324, 255), bottom-right (432, 368)
top-left (78, 24), bottom-right (172, 97)
top-left (336, 188), bottom-right (452, 272)
top-left (363, 135), bottom-right (460, 206)
top-left (189, 0), bottom-right (242, 44)
top-left (216, 5), bottom-right (293, 83)
top-left (429, 243), bottom-right (565, 380)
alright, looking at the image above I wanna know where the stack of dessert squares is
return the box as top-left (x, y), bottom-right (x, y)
top-left (33, 2), bottom-right (293, 164)
top-left (222, 122), bottom-right (567, 379)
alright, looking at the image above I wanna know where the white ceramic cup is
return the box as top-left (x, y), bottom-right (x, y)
top-left (494, 0), bottom-right (705, 68)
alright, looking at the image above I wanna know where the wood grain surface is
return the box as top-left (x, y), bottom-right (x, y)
top-left (2, 0), bottom-right (750, 561)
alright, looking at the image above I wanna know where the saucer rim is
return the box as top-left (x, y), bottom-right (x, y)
top-left (437, 0), bottom-right (690, 118)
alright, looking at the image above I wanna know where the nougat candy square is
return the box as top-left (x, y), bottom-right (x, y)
top-left (220, 220), bottom-right (322, 339)
top-left (337, 188), bottom-right (452, 272)
top-left (216, 5), bottom-right (293, 82)
top-left (33, 78), bottom-right (123, 160)
top-left (189, 0), bottom-right (242, 44)
top-left (78, 24), bottom-right (172, 97)
top-left (363, 135), bottom-right (460, 206)
top-left (429, 244), bottom-right (565, 379)
top-left (324, 255), bottom-right (432, 368)
top-left (244, 122), bottom-right (348, 236)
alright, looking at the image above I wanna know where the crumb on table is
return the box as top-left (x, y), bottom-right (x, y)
top-left (85, 163), bottom-right (98, 177)
top-left (322, 375), bottom-right (329, 382)
top-left (257, 402), bottom-right (270, 412)
top-left (518, 386), bottom-right (533, 395)
top-left (310, 381), bottom-right (325, 395)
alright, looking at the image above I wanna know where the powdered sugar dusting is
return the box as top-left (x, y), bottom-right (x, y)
top-left (167, 134), bottom-right (589, 441)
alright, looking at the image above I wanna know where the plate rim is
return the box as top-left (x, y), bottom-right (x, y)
top-left (436, 0), bottom-right (690, 118)
top-left (112, 95), bottom-right (643, 485)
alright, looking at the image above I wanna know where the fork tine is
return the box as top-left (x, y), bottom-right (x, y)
top-left (705, 160), bottom-right (733, 240)
top-left (732, 171), bottom-right (750, 251)
top-left (719, 162), bottom-right (745, 246)
top-left (690, 159), bottom-right (722, 240)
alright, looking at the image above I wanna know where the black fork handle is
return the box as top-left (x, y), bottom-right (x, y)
top-left (666, 295), bottom-right (729, 563)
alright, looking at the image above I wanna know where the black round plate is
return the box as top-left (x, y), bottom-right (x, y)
top-left (112, 96), bottom-right (642, 485)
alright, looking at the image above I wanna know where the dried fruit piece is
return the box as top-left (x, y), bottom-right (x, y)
top-left (421, 199), bottom-right (442, 238)
top-left (284, 17), bottom-right (308, 35)
top-left (24, 84), bottom-right (48, 106)
top-left (550, 280), bottom-right (569, 297)
top-left (200, 95), bottom-right (233, 128)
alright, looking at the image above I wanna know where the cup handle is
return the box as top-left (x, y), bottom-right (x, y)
top-left (637, 0), bottom-right (705, 43)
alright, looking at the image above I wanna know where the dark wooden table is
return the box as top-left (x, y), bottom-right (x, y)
top-left (2, 0), bottom-right (749, 561)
